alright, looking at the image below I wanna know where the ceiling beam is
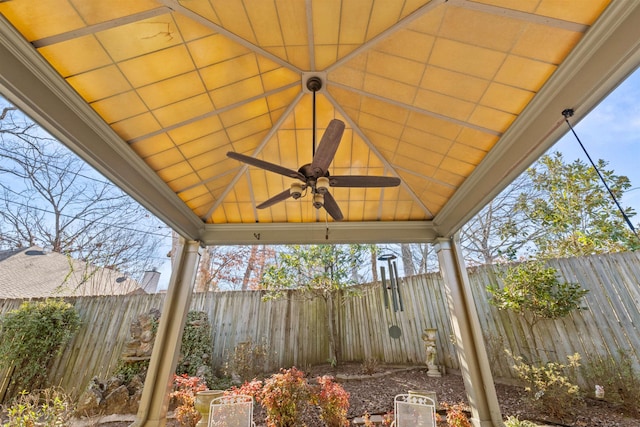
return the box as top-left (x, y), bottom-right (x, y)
top-left (200, 221), bottom-right (439, 245)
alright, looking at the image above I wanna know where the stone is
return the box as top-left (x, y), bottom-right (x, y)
top-left (103, 385), bottom-right (130, 415)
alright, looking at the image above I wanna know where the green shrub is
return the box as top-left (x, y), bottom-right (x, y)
top-left (1, 387), bottom-right (73, 426)
top-left (488, 260), bottom-right (588, 327)
top-left (113, 359), bottom-right (149, 384)
top-left (0, 299), bottom-right (81, 394)
top-left (583, 350), bottom-right (640, 416)
top-left (504, 416), bottom-right (539, 426)
top-left (508, 351), bottom-right (583, 420)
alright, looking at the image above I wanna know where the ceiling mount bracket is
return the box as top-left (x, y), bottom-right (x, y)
top-left (302, 72), bottom-right (327, 93)
top-left (306, 76), bottom-right (322, 92)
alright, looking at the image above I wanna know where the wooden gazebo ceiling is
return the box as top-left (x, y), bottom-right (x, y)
top-left (2, 0), bottom-right (640, 244)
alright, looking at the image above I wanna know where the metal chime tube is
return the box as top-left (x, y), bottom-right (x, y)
top-left (388, 258), bottom-right (399, 312)
top-left (393, 261), bottom-right (404, 311)
top-left (380, 266), bottom-right (389, 308)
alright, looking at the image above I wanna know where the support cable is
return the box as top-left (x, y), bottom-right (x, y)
top-left (561, 109), bottom-right (640, 241)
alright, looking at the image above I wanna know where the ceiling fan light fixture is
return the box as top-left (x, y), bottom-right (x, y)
top-left (313, 193), bottom-right (324, 209)
top-left (316, 176), bottom-right (329, 193)
top-left (290, 182), bottom-right (303, 199)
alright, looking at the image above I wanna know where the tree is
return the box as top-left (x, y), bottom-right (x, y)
top-left (194, 245), bottom-right (275, 291)
top-left (259, 244), bottom-right (368, 364)
top-left (487, 259), bottom-right (588, 353)
top-left (0, 100), bottom-right (168, 289)
top-left (460, 174), bottom-right (543, 265)
top-left (515, 152), bottom-right (638, 257)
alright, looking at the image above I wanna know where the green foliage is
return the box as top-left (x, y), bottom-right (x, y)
top-left (508, 351), bottom-right (583, 420)
top-left (487, 260), bottom-right (587, 327)
top-left (516, 152), bottom-right (639, 257)
top-left (583, 350), bottom-right (640, 416)
top-left (1, 387), bottom-right (73, 426)
top-left (0, 299), bottom-right (81, 393)
top-left (113, 359), bottom-right (149, 384)
top-left (260, 244), bottom-right (367, 295)
top-left (224, 338), bottom-right (269, 382)
top-left (503, 416), bottom-right (539, 427)
top-left (177, 311), bottom-right (214, 385)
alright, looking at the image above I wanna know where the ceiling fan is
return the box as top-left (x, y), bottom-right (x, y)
top-left (227, 76), bottom-right (400, 221)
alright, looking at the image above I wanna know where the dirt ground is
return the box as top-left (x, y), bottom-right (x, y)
top-left (87, 364), bottom-right (639, 427)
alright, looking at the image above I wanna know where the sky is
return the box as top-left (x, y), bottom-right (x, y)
top-left (549, 70), bottom-right (640, 218)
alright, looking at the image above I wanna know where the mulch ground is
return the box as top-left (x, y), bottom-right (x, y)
top-left (85, 364), bottom-right (639, 427)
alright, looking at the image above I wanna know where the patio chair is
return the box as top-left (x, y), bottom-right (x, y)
top-left (208, 394), bottom-right (255, 427)
top-left (390, 393), bottom-right (436, 427)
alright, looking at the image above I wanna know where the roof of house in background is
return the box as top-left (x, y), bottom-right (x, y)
top-left (0, 246), bottom-right (145, 299)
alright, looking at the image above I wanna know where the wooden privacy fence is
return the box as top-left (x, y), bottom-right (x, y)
top-left (0, 252), bottom-right (638, 402)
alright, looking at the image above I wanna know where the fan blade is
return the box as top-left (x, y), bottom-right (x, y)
top-left (310, 119), bottom-right (345, 177)
top-left (256, 189), bottom-right (293, 209)
top-left (322, 192), bottom-right (344, 221)
top-left (227, 152), bottom-right (305, 181)
top-left (329, 175), bottom-right (401, 188)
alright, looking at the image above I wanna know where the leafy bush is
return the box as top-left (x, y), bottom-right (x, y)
top-left (259, 367), bottom-right (311, 427)
top-left (442, 402), bottom-right (471, 427)
top-left (1, 387), bottom-right (73, 426)
top-left (170, 374), bottom-right (208, 427)
top-left (0, 299), bottom-right (81, 394)
top-left (583, 350), bottom-right (640, 416)
top-left (229, 367), bottom-right (350, 427)
top-left (508, 351), bottom-right (583, 420)
top-left (224, 338), bottom-right (269, 382)
top-left (314, 375), bottom-right (350, 427)
top-left (503, 416), bottom-right (539, 426)
top-left (488, 260), bottom-right (588, 327)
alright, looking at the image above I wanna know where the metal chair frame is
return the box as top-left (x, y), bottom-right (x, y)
top-left (390, 393), bottom-right (437, 427)
top-left (208, 394), bottom-right (256, 427)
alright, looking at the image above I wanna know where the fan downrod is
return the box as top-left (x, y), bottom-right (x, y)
top-left (306, 76), bottom-right (322, 92)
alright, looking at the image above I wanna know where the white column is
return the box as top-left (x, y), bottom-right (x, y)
top-left (132, 239), bottom-right (202, 427)
top-left (434, 235), bottom-right (503, 427)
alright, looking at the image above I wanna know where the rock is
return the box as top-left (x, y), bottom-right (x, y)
top-left (76, 378), bottom-right (106, 417)
top-left (103, 385), bottom-right (130, 415)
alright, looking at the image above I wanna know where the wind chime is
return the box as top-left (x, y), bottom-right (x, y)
top-left (378, 253), bottom-right (403, 312)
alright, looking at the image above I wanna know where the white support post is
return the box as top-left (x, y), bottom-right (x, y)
top-left (132, 239), bottom-right (202, 427)
top-left (434, 235), bottom-right (503, 427)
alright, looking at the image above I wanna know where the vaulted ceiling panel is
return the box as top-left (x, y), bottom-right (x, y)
top-left (3, 0), bottom-right (638, 244)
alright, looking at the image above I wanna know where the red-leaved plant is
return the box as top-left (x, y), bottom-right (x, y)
top-left (313, 375), bottom-right (350, 427)
top-left (170, 374), bottom-right (208, 427)
top-left (442, 402), bottom-right (471, 427)
top-left (229, 367), bottom-right (350, 427)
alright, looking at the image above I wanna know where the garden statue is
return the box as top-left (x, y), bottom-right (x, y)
top-left (421, 328), bottom-right (441, 377)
